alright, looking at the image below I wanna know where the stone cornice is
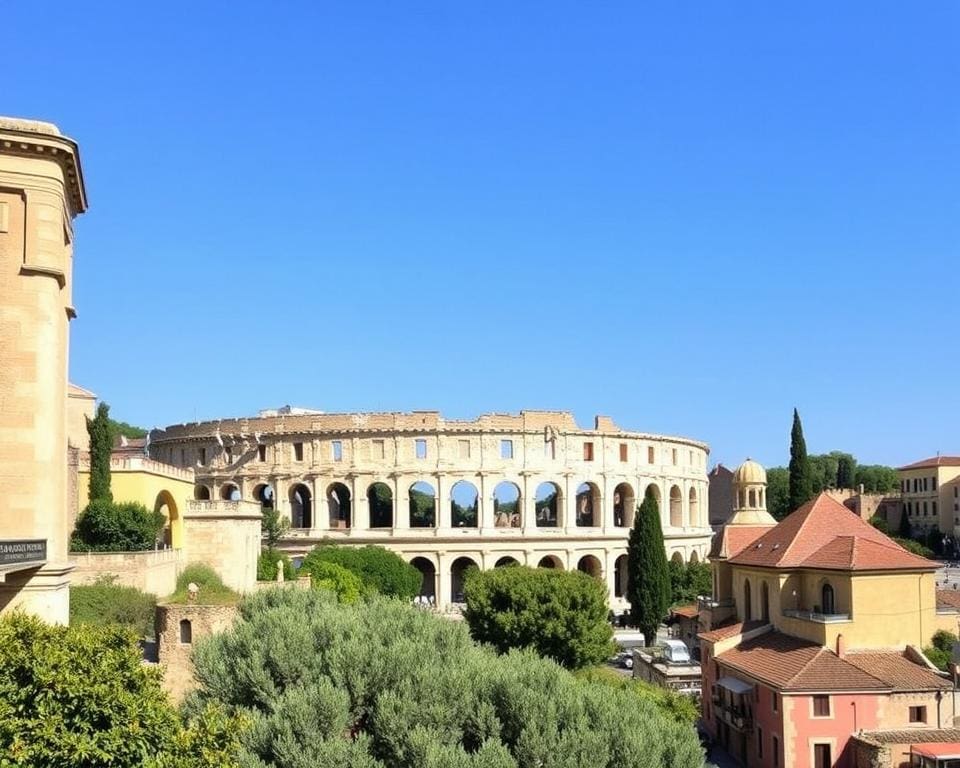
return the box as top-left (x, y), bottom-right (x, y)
top-left (0, 124), bottom-right (87, 215)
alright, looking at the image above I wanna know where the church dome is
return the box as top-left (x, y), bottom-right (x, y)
top-left (734, 458), bottom-right (766, 486)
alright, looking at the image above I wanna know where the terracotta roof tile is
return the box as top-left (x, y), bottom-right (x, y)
top-left (717, 632), bottom-right (888, 691)
top-left (899, 456), bottom-right (960, 471)
top-left (710, 526), bottom-right (772, 560)
top-left (858, 729), bottom-right (960, 745)
top-left (937, 590), bottom-right (960, 611)
top-left (845, 651), bottom-right (950, 691)
top-left (699, 620), bottom-right (766, 643)
top-left (728, 493), bottom-right (936, 571)
top-left (671, 605), bottom-right (699, 619)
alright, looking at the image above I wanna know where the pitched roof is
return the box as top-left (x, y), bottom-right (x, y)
top-left (67, 382), bottom-right (96, 398)
top-left (728, 493), bottom-right (935, 571)
top-left (845, 651), bottom-right (951, 691)
top-left (699, 620), bottom-right (766, 643)
top-left (671, 604), bottom-right (698, 619)
top-left (717, 632), bottom-right (888, 691)
top-left (899, 456), bottom-right (960, 471)
top-left (858, 729), bottom-right (960, 745)
top-left (709, 525), bottom-right (773, 560)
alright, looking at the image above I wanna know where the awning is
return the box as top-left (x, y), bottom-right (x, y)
top-left (913, 743), bottom-right (960, 759)
top-left (717, 676), bottom-right (753, 695)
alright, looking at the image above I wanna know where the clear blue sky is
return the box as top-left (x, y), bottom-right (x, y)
top-left (7, 2), bottom-right (958, 469)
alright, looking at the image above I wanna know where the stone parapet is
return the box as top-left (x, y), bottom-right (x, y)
top-left (70, 548), bottom-right (182, 597)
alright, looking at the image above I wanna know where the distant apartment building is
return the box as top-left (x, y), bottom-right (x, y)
top-left (899, 456), bottom-right (960, 538)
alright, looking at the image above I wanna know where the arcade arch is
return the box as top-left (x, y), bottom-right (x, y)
top-left (253, 483), bottom-right (274, 509)
top-left (409, 481), bottom-right (436, 528)
top-left (537, 554), bottom-right (564, 569)
top-left (194, 484), bottom-right (211, 501)
top-left (614, 554), bottom-right (628, 597)
top-left (327, 482), bottom-right (351, 529)
top-left (450, 556), bottom-right (478, 603)
top-left (410, 556), bottom-right (437, 600)
top-left (535, 482), bottom-right (561, 527)
top-left (368, 482), bottom-right (393, 528)
top-left (669, 485), bottom-right (683, 527)
top-left (220, 483), bottom-right (240, 501)
top-left (290, 483), bottom-right (312, 528)
top-left (614, 482), bottom-right (636, 527)
top-left (577, 554), bottom-right (602, 579)
top-left (492, 481), bottom-right (521, 528)
top-left (576, 482), bottom-right (600, 527)
top-left (450, 480), bottom-right (478, 528)
top-left (154, 490), bottom-right (182, 548)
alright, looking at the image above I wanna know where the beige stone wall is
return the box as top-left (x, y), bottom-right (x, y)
top-left (71, 548), bottom-right (182, 597)
top-left (66, 384), bottom-right (95, 451)
top-left (182, 500), bottom-right (261, 594)
top-left (0, 118), bottom-right (86, 623)
top-left (155, 602), bottom-right (239, 702)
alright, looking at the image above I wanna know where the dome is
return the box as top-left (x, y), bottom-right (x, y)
top-left (734, 458), bottom-right (766, 486)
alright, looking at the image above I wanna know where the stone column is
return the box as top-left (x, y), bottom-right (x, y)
top-left (436, 552), bottom-right (451, 609)
top-left (479, 474), bottom-right (496, 534)
top-left (313, 476), bottom-right (329, 534)
top-left (563, 474), bottom-right (577, 535)
top-left (521, 473), bottom-right (535, 535)
top-left (393, 475), bottom-right (408, 533)
top-left (434, 474), bottom-right (446, 533)
top-left (604, 549), bottom-right (617, 602)
top-left (351, 476), bottom-right (370, 532)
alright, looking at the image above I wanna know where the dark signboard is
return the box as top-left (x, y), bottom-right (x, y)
top-left (0, 539), bottom-right (47, 567)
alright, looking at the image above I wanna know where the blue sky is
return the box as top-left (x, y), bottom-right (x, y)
top-left (6, 2), bottom-right (958, 468)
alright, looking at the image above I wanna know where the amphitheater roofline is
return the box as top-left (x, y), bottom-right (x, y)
top-left (150, 409), bottom-right (710, 452)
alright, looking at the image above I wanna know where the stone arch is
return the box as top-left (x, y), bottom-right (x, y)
top-left (194, 484), bottom-right (211, 501)
top-left (409, 556), bottom-right (436, 600)
top-left (614, 482), bottom-right (636, 527)
top-left (154, 490), bottom-right (182, 549)
top-left (495, 556), bottom-right (520, 568)
top-left (290, 483), bottom-right (312, 528)
top-left (327, 482), bottom-right (351, 529)
top-left (253, 483), bottom-right (275, 509)
top-left (644, 483), bottom-right (662, 506)
top-left (409, 481), bottom-right (436, 528)
top-left (537, 554), bottom-right (564, 569)
top-left (669, 485), bottom-right (683, 527)
top-left (689, 550), bottom-right (700, 564)
top-left (743, 579), bottom-right (752, 622)
top-left (688, 486), bottom-right (699, 527)
top-left (492, 481), bottom-right (521, 528)
top-left (614, 553), bottom-right (628, 597)
top-left (450, 555), bottom-right (479, 603)
top-left (576, 482), bottom-right (601, 527)
top-left (179, 618), bottom-right (192, 644)
top-left (368, 482), bottom-right (393, 528)
top-left (535, 481), bottom-right (561, 528)
top-left (220, 482), bottom-right (240, 501)
top-left (761, 581), bottom-right (770, 623)
top-left (450, 480), bottom-right (478, 528)
top-left (577, 554), bottom-right (602, 579)
top-left (670, 551), bottom-right (684, 565)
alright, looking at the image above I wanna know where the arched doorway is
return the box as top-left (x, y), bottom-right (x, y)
top-left (154, 490), bottom-right (182, 549)
top-left (368, 482), bottom-right (393, 528)
top-left (492, 481), bottom-right (521, 528)
top-left (614, 554), bottom-right (628, 597)
top-left (290, 483), bottom-right (312, 528)
top-left (669, 485), bottom-right (683, 527)
top-left (450, 480), bottom-right (479, 528)
top-left (614, 483), bottom-right (636, 527)
top-left (194, 484), bottom-right (211, 501)
top-left (253, 483), bottom-right (274, 509)
top-left (410, 556), bottom-right (436, 600)
top-left (535, 482), bottom-right (561, 527)
top-left (537, 554), bottom-right (563, 569)
top-left (821, 582), bottom-right (835, 615)
top-left (450, 556), bottom-right (478, 603)
top-left (577, 554), bottom-right (602, 579)
top-left (576, 482), bottom-right (600, 527)
top-left (409, 481), bottom-right (436, 528)
top-left (327, 482), bottom-right (351, 529)
top-left (220, 483), bottom-right (240, 501)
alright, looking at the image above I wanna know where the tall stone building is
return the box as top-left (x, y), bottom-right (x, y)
top-left (0, 117), bottom-right (87, 623)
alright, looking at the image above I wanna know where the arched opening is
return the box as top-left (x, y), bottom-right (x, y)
top-left (327, 482), bottom-right (351, 529)
top-left (671, 551), bottom-right (684, 565)
top-left (821, 582), bottom-right (835, 615)
top-left (194, 484), bottom-right (211, 501)
top-left (743, 579), bottom-right (752, 622)
top-left (537, 555), bottom-right (563, 569)
top-left (577, 554), bottom-right (602, 579)
top-left (614, 554), bottom-right (628, 597)
top-left (253, 483), bottom-right (275, 509)
top-left (689, 550), bottom-right (700, 564)
top-left (761, 581), bottom-right (770, 623)
top-left (179, 619), bottom-right (192, 644)
top-left (451, 480), bottom-right (478, 528)
top-left (535, 482), bottom-right (561, 527)
top-left (495, 556), bottom-right (520, 568)
top-left (409, 556), bottom-right (436, 600)
top-left (492, 481), bottom-right (521, 528)
top-left (368, 482), bottom-right (393, 528)
top-left (645, 483), bottom-right (662, 508)
top-left (220, 483), bottom-right (240, 501)
top-left (290, 483), bottom-right (312, 528)
top-left (738, 489), bottom-right (746, 509)
top-left (748, 488), bottom-right (757, 508)
top-left (154, 490), bottom-right (182, 549)
top-left (576, 482), bottom-right (600, 527)
top-left (450, 556), bottom-right (478, 603)
top-left (669, 485), bottom-right (683, 527)
top-left (689, 487), bottom-right (699, 527)
top-left (409, 481), bottom-right (436, 528)
top-left (614, 483), bottom-right (636, 527)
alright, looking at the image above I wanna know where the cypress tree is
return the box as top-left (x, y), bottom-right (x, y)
top-left (788, 408), bottom-right (813, 513)
top-left (87, 402), bottom-right (114, 503)
top-left (627, 489), bottom-right (670, 646)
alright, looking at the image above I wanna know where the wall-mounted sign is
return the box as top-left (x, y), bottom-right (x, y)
top-left (0, 539), bottom-right (46, 567)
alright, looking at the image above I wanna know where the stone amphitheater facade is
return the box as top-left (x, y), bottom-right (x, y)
top-left (149, 410), bottom-right (713, 609)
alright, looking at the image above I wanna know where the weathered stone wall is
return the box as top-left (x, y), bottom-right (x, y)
top-left (182, 500), bottom-right (261, 594)
top-left (71, 548), bottom-right (182, 596)
top-left (155, 602), bottom-right (238, 702)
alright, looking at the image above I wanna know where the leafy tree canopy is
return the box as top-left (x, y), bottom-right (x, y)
top-left (462, 565), bottom-right (614, 669)
top-left (71, 499), bottom-right (166, 552)
top-left (669, 561), bottom-right (712, 606)
top-left (301, 544), bottom-right (421, 600)
top-left (109, 418), bottom-right (148, 440)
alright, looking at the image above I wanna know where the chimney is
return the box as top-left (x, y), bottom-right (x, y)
top-left (836, 634), bottom-right (846, 659)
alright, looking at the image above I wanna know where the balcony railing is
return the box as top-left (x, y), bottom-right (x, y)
top-left (782, 609), bottom-right (851, 623)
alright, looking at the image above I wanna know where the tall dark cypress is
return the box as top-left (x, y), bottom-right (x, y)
top-left (627, 489), bottom-right (670, 646)
top-left (788, 408), bottom-right (813, 513)
top-left (87, 402), bottom-right (114, 503)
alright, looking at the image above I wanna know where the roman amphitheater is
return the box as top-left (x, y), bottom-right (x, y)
top-left (150, 409), bottom-right (713, 609)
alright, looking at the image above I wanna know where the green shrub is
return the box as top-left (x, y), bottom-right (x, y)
top-left (924, 629), bottom-right (959, 671)
top-left (301, 544), bottom-right (421, 600)
top-left (188, 589), bottom-right (704, 768)
top-left (892, 537), bottom-right (934, 559)
top-left (72, 498), bottom-right (166, 552)
top-left (0, 612), bottom-right (241, 766)
top-left (168, 563), bottom-right (239, 605)
top-left (462, 565), bottom-right (615, 669)
top-left (575, 666), bottom-right (699, 725)
top-left (669, 560), bottom-right (713, 606)
top-left (70, 574), bottom-right (157, 639)
top-left (307, 561), bottom-right (363, 604)
top-left (257, 549), bottom-right (296, 582)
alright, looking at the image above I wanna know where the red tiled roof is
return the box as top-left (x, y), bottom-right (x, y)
top-left (717, 632), bottom-right (888, 691)
top-left (699, 620), bottom-right (766, 643)
top-left (728, 493), bottom-right (935, 571)
top-left (710, 525), bottom-right (772, 560)
top-left (937, 589), bottom-right (960, 611)
top-left (913, 743), bottom-right (960, 759)
top-left (899, 456), bottom-right (960, 471)
top-left (845, 651), bottom-right (950, 691)
top-left (671, 604), bottom-right (699, 619)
